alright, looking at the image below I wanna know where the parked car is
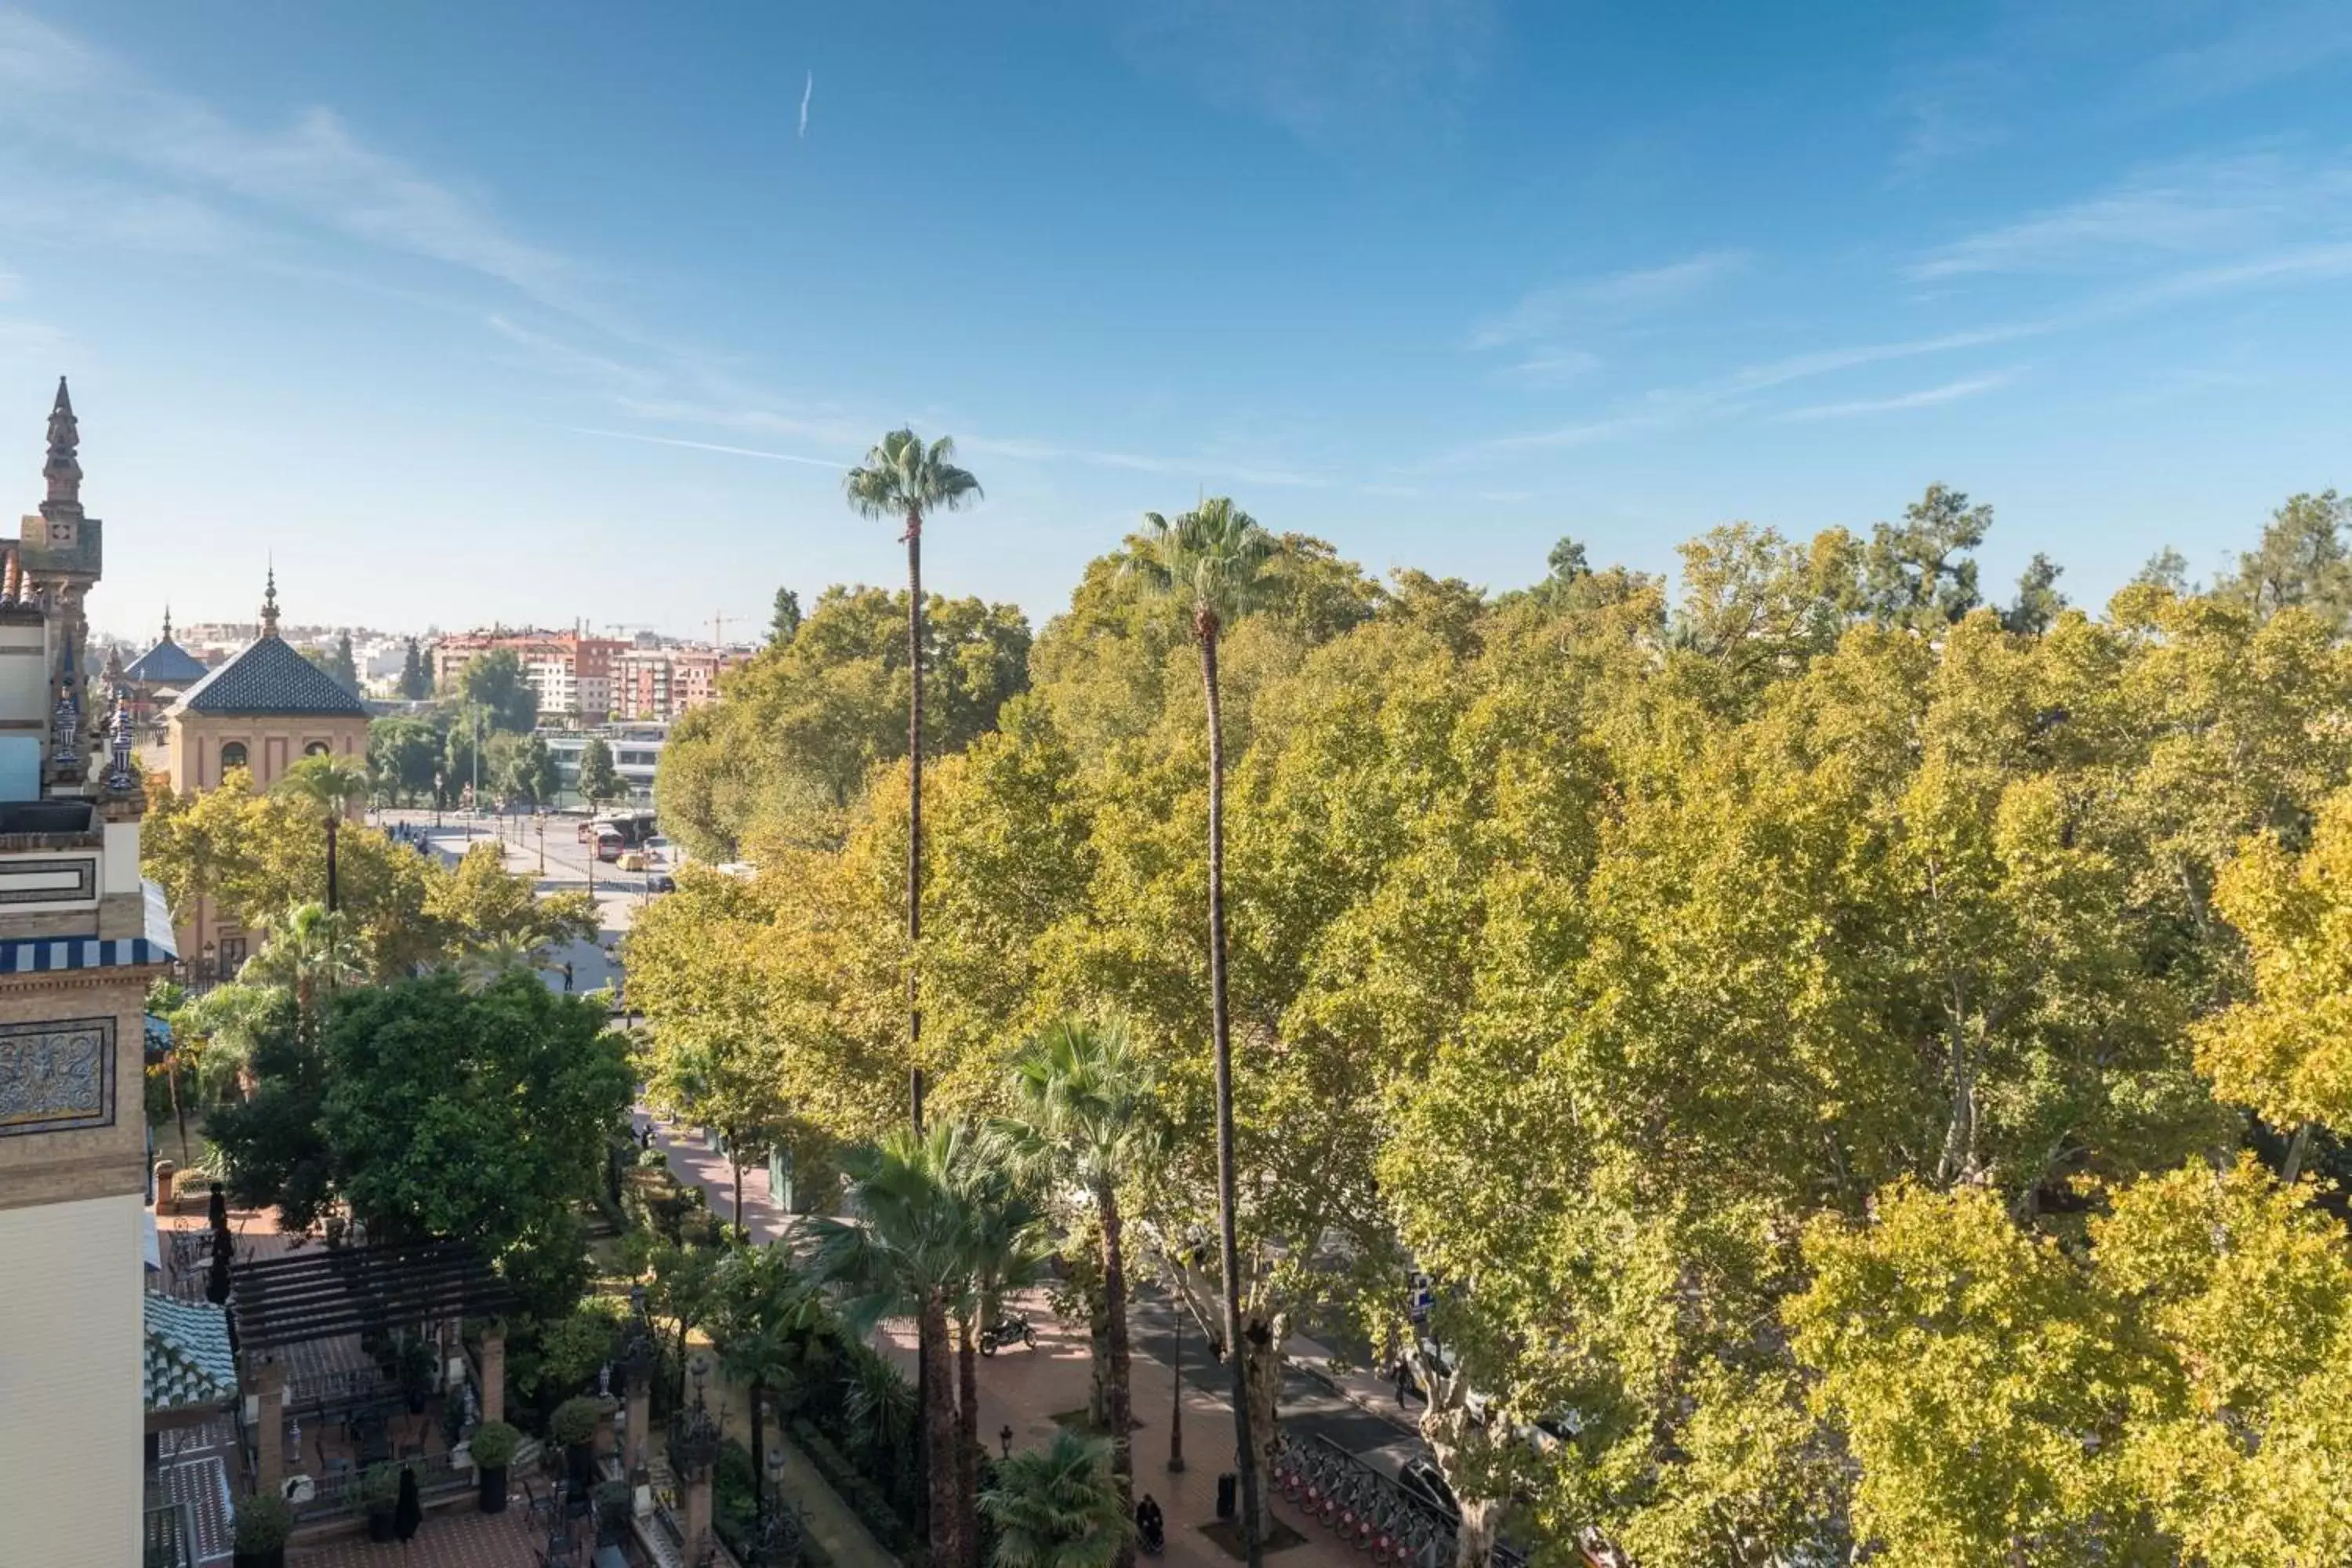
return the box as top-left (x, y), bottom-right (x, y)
top-left (648, 872), bottom-right (675, 894)
top-left (1397, 1456), bottom-right (1458, 1523)
top-left (617, 850), bottom-right (648, 873)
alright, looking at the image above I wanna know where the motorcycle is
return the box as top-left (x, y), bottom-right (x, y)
top-left (978, 1311), bottom-right (1037, 1356)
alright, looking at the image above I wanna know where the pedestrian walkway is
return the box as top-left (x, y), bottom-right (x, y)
top-left (772, 1432), bottom-right (898, 1568)
top-left (633, 1106), bottom-right (1397, 1568)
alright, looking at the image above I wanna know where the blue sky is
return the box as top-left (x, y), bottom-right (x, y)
top-left (1, 2), bottom-right (2348, 642)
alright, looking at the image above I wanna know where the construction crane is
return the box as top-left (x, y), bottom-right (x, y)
top-left (710, 612), bottom-right (733, 648)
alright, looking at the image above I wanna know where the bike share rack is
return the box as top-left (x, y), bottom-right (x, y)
top-left (1272, 1431), bottom-right (1466, 1568)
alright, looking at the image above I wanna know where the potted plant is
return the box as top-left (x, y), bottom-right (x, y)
top-left (550, 1395), bottom-right (601, 1488)
top-left (396, 1334), bottom-right (438, 1414)
top-left (470, 1419), bottom-right (521, 1514)
top-left (361, 1461), bottom-right (401, 1542)
top-left (230, 1491), bottom-right (292, 1568)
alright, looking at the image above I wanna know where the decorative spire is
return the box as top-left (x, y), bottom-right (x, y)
top-left (260, 564), bottom-right (279, 638)
top-left (104, 688), bottom-right (136, 796)
top-left (51, 633), bottom-right (80, 775)
top-left (43, 376), bottom-right (80, 508)
top-left (162, 604), bottom-right (172, 642)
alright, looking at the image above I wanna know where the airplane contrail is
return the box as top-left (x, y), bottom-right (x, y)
top-left (799, 71), bottom-right (812, 138)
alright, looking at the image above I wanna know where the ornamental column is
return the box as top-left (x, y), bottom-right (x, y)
top-left (479, 1326), bottom-right (506, 1425)
top-left (252, 1358), bottom-right (288, 1495)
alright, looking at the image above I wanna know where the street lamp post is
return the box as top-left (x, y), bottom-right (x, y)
top-left (537, 814), bottom-right (546, 874)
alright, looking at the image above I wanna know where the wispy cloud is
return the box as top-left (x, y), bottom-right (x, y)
top-left (1774, 372), bottom-right (2013, 423)
top-left (1496, 350), bottom-right (1601, 387)
top-left (566, 427), bottom-right (842, 469)
top-left (0, 9), bottom-right (601, 324)
top-left (1469, 250), bottom-right (1747, 349)
top-left (799, 71), bottom-right (813, 139)
top-left (1910, 150), bottom-right (2352, 280)
top-left (962, 432), bottom-right (1323, 488)
top-left (1119, 0), bottom-right (1498, 147)
top-left (2132, 2), bottom-right (2352, 108)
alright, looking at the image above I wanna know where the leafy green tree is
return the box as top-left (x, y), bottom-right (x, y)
top-left (1790, 1181), bottom-right (2140, 1567)
top-left (808, 1123), bottom-right (980, 1568)
top-left (844, 428), bottom-right (985, 1133)
top-left (655, 586), bottom-right (1030, 862)
top-left (994, 1018), bottom-right (1163, 1559)
top-left (2133, 545), bottom-right (2194, 594)
top-left (399, 637), bottom-right (432, 701)
top-left (368, 716), bottom-right (441, 806)
top-left (143, 779), bottom-right (442, 978)
top-left (712, 1247), bottom-right (824, 1519)
top-left (321, 972), bottom-right (631, 1283)
top-left (2215, 490), bottom-right (2352, 630)
top-left (640, 994), bottom-right (793, 1241)
top-left (426, 842), bottom-right (597, 960)
top-left (1116, 497), bottom-right (1280, 1563)
top-left (272, 753), bottom-right (371, 911)
top-left (2002, 551), bottom-right (2067, 635)
top-left (330, 630), bottom-right (360, 694)
top-left (980, 1430), bottom-right (1131, 1568)
top-left (771, 586), bottom-right (803, 647)
top-left (458, 648), bottom-right (540, 734)
top-left (442, 713), bottom-right (481, 806)
top-left (2197, 786), bottom-right (2352, 1179)
top-left (1863, 483), bottom-right (1990, 631)
top-left (501, 731), bottom-right (560, 809)
top-left (575, 736), bottom-right (626, 809)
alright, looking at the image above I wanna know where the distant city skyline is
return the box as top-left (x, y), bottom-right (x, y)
top-left (4, 2), bottom-right (2350, 637)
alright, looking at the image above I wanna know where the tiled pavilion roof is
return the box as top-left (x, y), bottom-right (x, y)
top-left (144, 1293), bottom-right (236, 1415)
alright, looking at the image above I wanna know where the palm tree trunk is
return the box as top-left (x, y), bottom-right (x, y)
top-left (1101, 1183), bottom-right (1136, 1568)
top-left (921, 1292), bottom-right (961, 1568)
top-left (906, 503), bottom-right (936, 1557)
top-left (325, 815), bottom-right (340, 913)
top-left (957, 1312), bottom-right (981, 1568)
top-left (906, 505), bottom-right (926, 1131)
top-left (1201, 629), bottom-right (1262, 1568)
top-left (750, 1374), bottom-right (767, 1519)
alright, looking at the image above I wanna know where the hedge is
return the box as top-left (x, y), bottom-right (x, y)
top-left (791, 1418), bottom-right (916, 1553)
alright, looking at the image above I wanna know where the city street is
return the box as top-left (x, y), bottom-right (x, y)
top-left (374, 807), bottom-right (667, 997)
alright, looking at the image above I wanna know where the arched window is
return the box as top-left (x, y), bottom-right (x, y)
top-left (219, 741), bottom-right (249, 775)
top-left (303, 741), bottom-right (331, 757)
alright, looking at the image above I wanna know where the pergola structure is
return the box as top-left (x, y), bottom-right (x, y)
top-left (229, 1238), bottom-right (510, 1352)
top-left (227, 1238), bottom-right (514, 1503)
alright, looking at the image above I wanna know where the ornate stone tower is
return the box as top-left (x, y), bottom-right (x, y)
top-left (20, 378), bottom-right (103, 789)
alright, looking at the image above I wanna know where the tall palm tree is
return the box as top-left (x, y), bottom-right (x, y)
top-left (1118, 499), bottom-right (1280, 1567)
top-left (807, 1123), bottom-right (977, 1568)
top-left (980, 1430), bottom-right (1131, 1568)
top-left (995, 1018), bottom-right (1164, 1567)
top-left (240, 902), bottom-right (365, 1035)
top-left (843, 429), bottom-right (983, 1132)
top-left (949, 1144), bottom-right (1047, 1568)
top-left (274, 753), bottom-right (370, 912)
top-left (456, 932), bottom-right (550, 991)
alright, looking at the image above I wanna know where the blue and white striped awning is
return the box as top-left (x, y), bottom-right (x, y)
top-left (0, 880), bottom-right (177, 975)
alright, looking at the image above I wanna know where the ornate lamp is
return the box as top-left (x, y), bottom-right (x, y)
top-left (668, 1353), bottom-right (720, 1480)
